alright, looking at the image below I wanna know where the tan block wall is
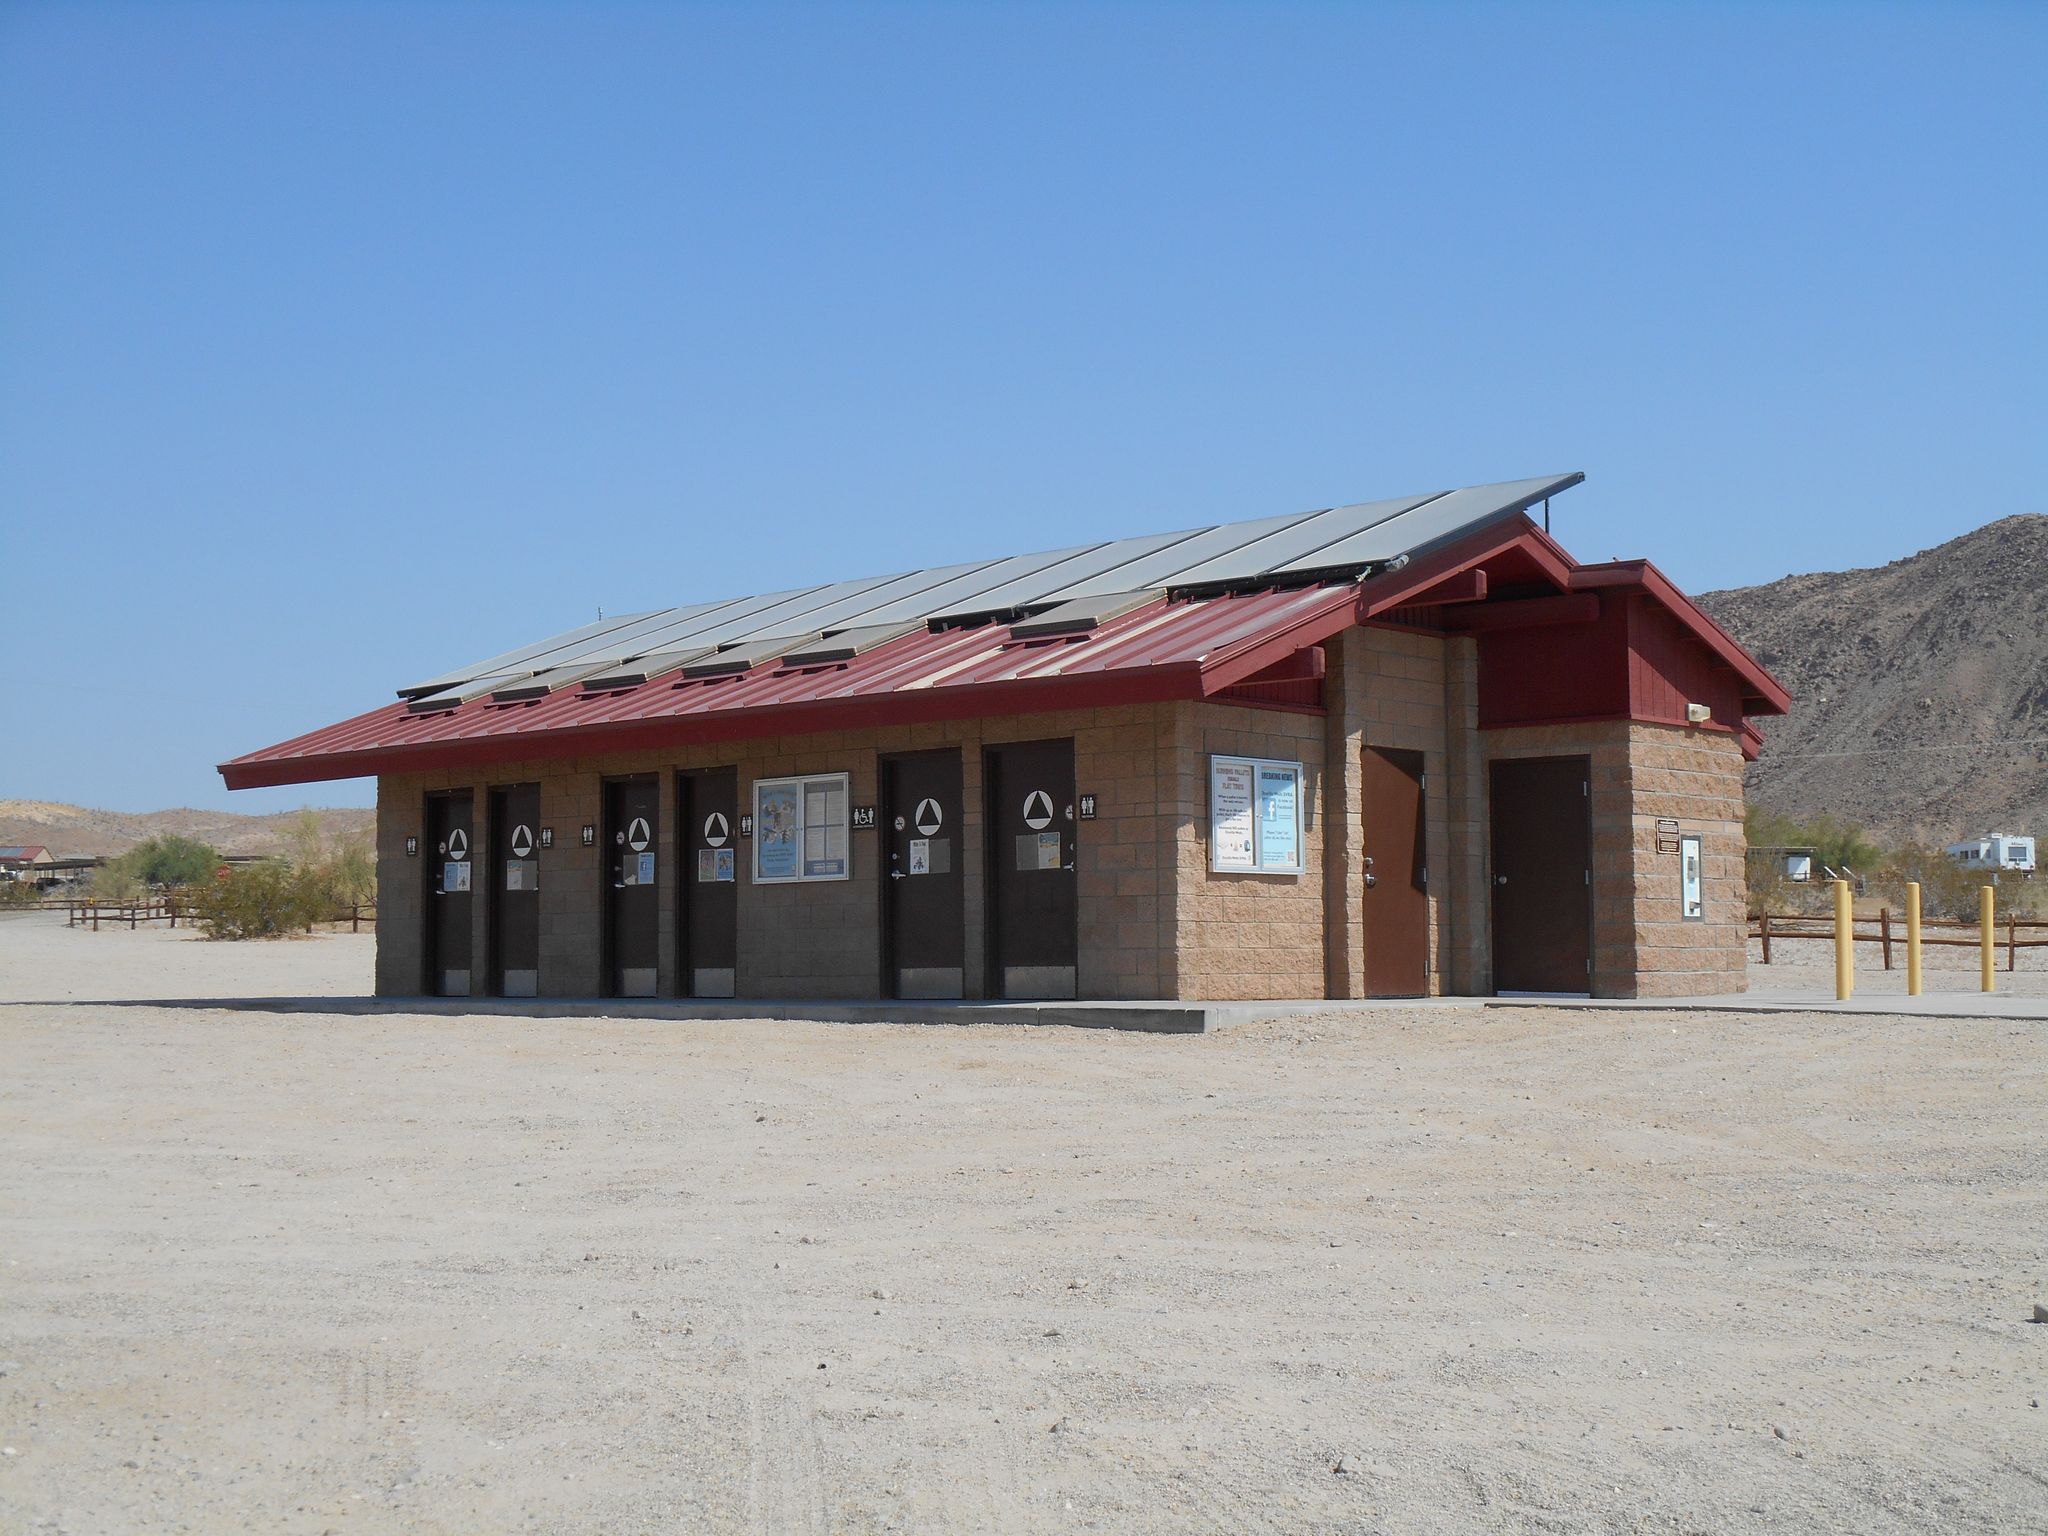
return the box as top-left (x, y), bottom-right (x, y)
top-left (373, 703), bottom-right (1180, 1001)
top-left (1168, 701), bottom-right (1328, 1001)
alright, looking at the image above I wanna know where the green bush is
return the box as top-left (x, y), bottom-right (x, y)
top-left (127, 835), bottom-right (223, 888)
top-left (190, 860), bottom-right (316, 939)
top-left (0, 878), bottom-right (42, 908)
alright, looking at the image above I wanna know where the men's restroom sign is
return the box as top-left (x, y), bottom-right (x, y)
top-left (703, 812), bottom-right (729, 848)
top-left (914, 798), bottom-right (943, 836)
top-left (1022, 790), bottom-right (1054, 830)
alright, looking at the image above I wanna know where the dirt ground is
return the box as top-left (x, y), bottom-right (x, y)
top-left (2, 913), bottom-right (2045, 1534)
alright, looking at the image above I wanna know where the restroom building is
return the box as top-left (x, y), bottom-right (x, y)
top-left (220, 473), bottom-right (1789, 1002)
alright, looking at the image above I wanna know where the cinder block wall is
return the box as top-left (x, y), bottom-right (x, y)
top-left (372, 703), bottom-right (1181, 1001)
top-left (1168, 700), bottom-right (1328, 1001)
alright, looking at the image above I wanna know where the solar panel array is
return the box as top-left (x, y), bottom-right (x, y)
top-left (399, 472), bottom-right (1582, 705)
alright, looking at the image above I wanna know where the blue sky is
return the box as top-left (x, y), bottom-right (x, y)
top-left (3, 1), bottom-right (2043, 813)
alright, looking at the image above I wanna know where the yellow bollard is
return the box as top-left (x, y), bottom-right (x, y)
top-left (1834, 878), bottom-right (1854, 1001)
top-left (1980, 885), bottom-right (1995, 993)
top-left (1905, 881), bottom-right (1922, 997)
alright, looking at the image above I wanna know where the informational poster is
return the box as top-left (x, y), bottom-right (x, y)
top-left (505, 859), bottom-right (537, 892)
top-left (1256, 765), bottom-right (1300, 870)
top-left (1210, 758), bottom-right (1256, 869)
top-left (698, 848), bottom-right (736, 883)
top-left (444, 860), bottom-right (471, 893)
top-left (754, 773), bottom-right (852, 883)
top-left (1210, 755), bottom-right (1305, 875)
top-left (755, 781), bottom-right (801, 881)
top-left (1680, 834), bottom-right (1704, 920)
top-left (636, 852), bottom-right (656, 886)
top-left (908, 838), bottom-right (930, 875)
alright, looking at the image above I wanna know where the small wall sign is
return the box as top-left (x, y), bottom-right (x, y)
top-left (852, 805), bottom-right (877, 830)
top-left (1680, 834), bottom-right (1704, 920)
top-left (580, 824), bottom-right (596, 847)
top-left (540, 826), bottom-right (554, 849)
top-left (740, 814), bottom-right (754, 837)
top-left (1656, 817), bottom-right (1682, 855)
top-left (1078, 794), bottom-right (1097, 820)
top-left (405, 835), bottom-right (418, 857)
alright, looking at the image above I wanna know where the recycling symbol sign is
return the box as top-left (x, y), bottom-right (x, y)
top-left (914, 798), bottom-right (943, 836)
top-left (1022, 790), bottom-right (1054, 830)
top-left (446, 828), bottom-right (469, 861)
top-left (627, 817), bottom-right (652, 852)
top-left (509, 824), bottom-right (534, 858)
top-left (703, 812), bottom-right (729, 848)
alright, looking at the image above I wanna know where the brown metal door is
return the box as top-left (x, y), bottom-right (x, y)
top-left (1489, 756), bottom-right (1592, 994)
top-left (489, 782), bottom-right (541, 997)
top-left (882, 749), bottom-right (966, 998)
top-left (985, 739), bottom-right (1077, 998)
top-left (604, 776), bottom-right (659, 998)
top-left (1361, 746), bottom-right (1429, 997)
top-left (678, 767), bottom-right (739, 997)
top-left (425, 790), bottom-right (474, 996)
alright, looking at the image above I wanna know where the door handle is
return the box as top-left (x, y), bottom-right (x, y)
top-left (1363, 856), bottom-right (1374, 868)
top-left (1495, 875), bottom-right (1508, 886)
top-left (889, 870), bottom-right (906, 880)
top-left (1364, 873), bottom-right (1377, 888)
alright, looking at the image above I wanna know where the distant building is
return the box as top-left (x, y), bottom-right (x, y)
top-left (1746, 844), bottom-right (1818, 883)
top-left (1945, 833), bottom-right (2037, 873)
top-left (0, 845), bottom-right (55, 879)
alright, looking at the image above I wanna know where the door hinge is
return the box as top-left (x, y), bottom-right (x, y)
top-left (1581, 780), bottom-right (1589, 796)
top-left (1585, 957), bottom-right (1592, 974)
top-left (1583, 869), bottom-right (1590, 886)
top-left (1420, 866), bottom-right (1428, 887)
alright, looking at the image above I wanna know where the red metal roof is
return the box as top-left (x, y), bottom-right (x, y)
top-left (220, 584), bottom-right (1361, 789)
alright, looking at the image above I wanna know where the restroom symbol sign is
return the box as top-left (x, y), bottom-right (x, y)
top-left (627, 817), bottom-right (651, 852)
top-left (914, 798), bottom-right (943, 836)
top-left (703, 812), bottom-right (729, 848)
top-left (510, 824), bottom-right (534, 858)
top-left (446, 829), bottom-right (469, 861)
top-left (1022, 790), bottom-right (1054, 830)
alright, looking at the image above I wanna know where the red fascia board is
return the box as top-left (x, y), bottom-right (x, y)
top-left (1195, 586), bottom-right (1362, 695)
top-left (1571, 560), bottom-right (1790, 715)
top-left (219, 661), bottom-right (1206, 790)
top-left (1358, 517), bottom-right (1574, 622)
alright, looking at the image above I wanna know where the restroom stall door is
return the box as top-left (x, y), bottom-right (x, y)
top-left (490, 782), bottom-right (541, 997)
top-left (604, 776), bottom-right (660, 998)
top-left (1489, 756), bottom-right (1593, 995)
top-left (984, 739), bottom-right (1077, 999)
top-left (677, 767), bottom-right (739, 998)
top-left (881, 749), bottom-right (965, 998)
top-left (1361, 747), bottom-right (1429, 998)
top-left (425, 790), bottom-right (475, 997)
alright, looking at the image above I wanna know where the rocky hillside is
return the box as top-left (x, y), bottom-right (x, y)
top-left (1698, 514), bottom-right (2048, 846)
top-left (0, 801), bottom-right (374, 860)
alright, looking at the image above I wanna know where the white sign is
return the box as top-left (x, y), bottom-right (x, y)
top-left (444, 860), bottom-right (471, 892)
top-left (510, 824), bottom-right (534, 859)
top-left (1680, 834), bottom-right (1704, 920)
top-left (1022, 790), bottom-right (1054, 830)
top-left (915, 798), bottom-right (943, 836)
top-left (703, 812), bottom-right (729, 848)
top-left (1210, 755), bottom-right (1304, 875)
top-left (908, 838), bottom-right (930, 875)
top-left (446, 828), bottom-right (469, 862)
top-left (1210, 759), bottom-right (1256, 869)
top-left (627, 816), bottom-right (651, 852)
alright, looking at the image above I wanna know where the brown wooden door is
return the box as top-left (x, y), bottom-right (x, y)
top-left (489, 782), bottom-right (540, 997)
top-left (985, 739), bottom-right (1077, 998)
top-left (677, 767), bottom-right (739, 997)
top-left (1489, 756), bottom-right (1592, 994)
top-left (882, 749), bottom-right (966, 998)
top-left (1361, 746), bottom-right (1429, 997)
top-left (425, 790), bottom-right (475, 997)
top-left (604, 776), bottom-right (659, 998)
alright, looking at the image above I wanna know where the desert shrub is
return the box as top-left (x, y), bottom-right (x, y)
top-left (282, 810), bottom-right (376, 912)
top-left (88, 860), bottom-right (147, 901)
top-left (126, 834), bottom-right (222, 889)
top-left (0, 878), bottom-right (42, 908)
top-left (190, 860), bottom-right (317, 939)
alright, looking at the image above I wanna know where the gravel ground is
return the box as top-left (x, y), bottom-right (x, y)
top-left (3, 914), bottom-right (2045, 1533)
top-left (1748, 934), bottom-right (2048, 999)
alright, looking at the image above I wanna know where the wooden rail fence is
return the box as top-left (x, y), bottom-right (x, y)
top-left (58, 898), bottom-right (377, 932)
top-left (1751, 909), bottom-right (2047, 972)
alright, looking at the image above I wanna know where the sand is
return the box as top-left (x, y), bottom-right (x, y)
top-left (2, 911), bottom-right (2044, 1533)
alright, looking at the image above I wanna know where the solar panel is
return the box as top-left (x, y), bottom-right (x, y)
top-left (1008, 590), bottom-right (1156, 637)
top-left (1271, 473), bottom-right (1583, 575)
top-left (679, 634), bottom-right (820, 678)
top-left (390, 474), bottom-right (1586, 699)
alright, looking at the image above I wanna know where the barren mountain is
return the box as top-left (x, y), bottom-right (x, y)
top-left (1698, 514), bottom-right (2048, 845)
top-left (0, 801), bottom-right (373, 860)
